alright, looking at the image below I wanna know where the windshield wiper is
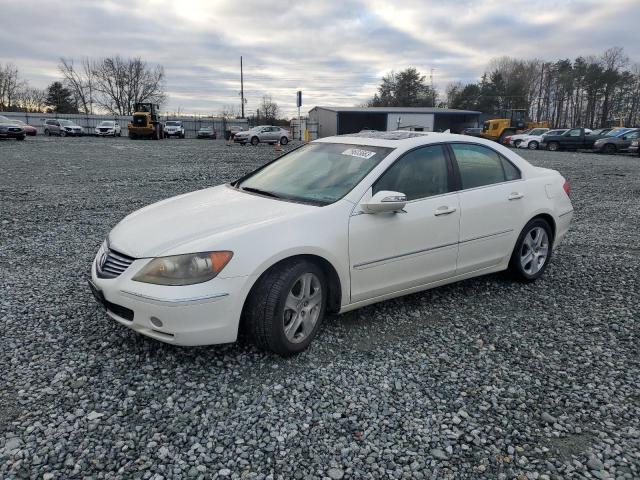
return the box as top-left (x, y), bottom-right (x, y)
top-left (240, 186), bottom-right (282, 199)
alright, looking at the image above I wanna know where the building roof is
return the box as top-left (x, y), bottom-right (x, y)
top-left (311, 106), bottom-right (481, 115)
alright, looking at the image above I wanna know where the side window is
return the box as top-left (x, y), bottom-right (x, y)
top-left (626, 131), bottom-right (639, 139)
top-left (451, 143), bottom-right (510, 189)
top-left (501, 157), bottom-right (521, 181)
top-left (567, 129), bottom-right (581, 137)
top-left (373, 145), bottom-right (450, 201)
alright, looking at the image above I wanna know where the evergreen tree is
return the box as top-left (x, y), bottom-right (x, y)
top-left (45, 81), bottom-right (78, 114)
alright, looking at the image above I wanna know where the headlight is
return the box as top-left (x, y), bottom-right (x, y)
top-left (132, 251), bottom-right (233, 286)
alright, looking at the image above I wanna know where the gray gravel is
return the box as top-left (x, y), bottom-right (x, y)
top-left (1, 136), bottom-right (639, 479)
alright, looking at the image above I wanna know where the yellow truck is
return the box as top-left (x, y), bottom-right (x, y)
top-left (128, 103), bottom-right (164, 140)
top-left (481, 109), bottom-right (550, 144)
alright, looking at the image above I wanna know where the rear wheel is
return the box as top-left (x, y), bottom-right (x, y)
top-left (547, 141), bottom-right (560, 152)
top-left (602, 143), bottom-right (616, 154)
top-left (528, 141), bottom-right (539, 150)
top-left (244, 260), bottom-right (327, 356)
top-left (251, 136), bottom-right (259, 146)
top-left (60, 131), bottom-right (67, 137)
top-left (508, 218), bottom-right (553, 282)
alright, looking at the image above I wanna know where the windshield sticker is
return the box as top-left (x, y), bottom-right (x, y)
top-left (341, 148), bottom-right (377, 159)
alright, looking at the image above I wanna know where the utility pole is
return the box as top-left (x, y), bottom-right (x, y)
top-left (240, 56), bottom-right (245, 119)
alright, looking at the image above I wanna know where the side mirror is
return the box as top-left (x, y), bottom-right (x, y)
top-left (361, 191), bottom-right (407, 214)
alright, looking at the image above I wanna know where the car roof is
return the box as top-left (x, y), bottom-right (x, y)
top-left (315, 130), bottom-right (497, 148)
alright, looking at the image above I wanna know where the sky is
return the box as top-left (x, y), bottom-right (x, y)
top-left (1, 0), bottom-right (639, 117)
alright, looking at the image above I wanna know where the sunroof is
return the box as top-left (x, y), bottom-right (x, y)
top-left (341, 130), bottom-right (429, 140)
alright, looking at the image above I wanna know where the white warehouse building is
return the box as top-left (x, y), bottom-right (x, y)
top-left (308, 106), bottom-right (480, 138)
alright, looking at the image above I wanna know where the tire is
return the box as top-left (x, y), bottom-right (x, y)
top-left (16, 135), bottom-right (25, 141)
top-left (60, 131), bottom-right (67, 137)
top-left (251, 136), bottom-right (259, 146)
top-left (280, 136), bottom-right (288, 145)
top-left (243, 260), bottom-right (327, 356)
top-left (508, 218), bottom-right (553, 282)
top-left (45, 130), bottom-right (50, 137)
top-left (514, 140), bottom-right (522, 148)
top-left (547, 141), bottom-right (560, 152)
top-left (528, 141), bottom-right (539, 150)
top-left (602, 143), bottom-right (616, 154)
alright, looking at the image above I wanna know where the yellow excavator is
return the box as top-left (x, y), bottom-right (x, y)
top-left (128, 103), bottom-right (164, 140)
top-left (481, 109), bottom-right (550, 143)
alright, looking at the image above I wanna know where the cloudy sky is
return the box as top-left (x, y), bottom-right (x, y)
top-left (1, 0), bottom-right (639, 117)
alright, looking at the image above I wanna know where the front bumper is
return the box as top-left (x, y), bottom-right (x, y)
top-left (233, 137), bottom-right (248, 143)
top-left (629, 145), bottom-right (638, 154)
top-left (89, 255), bottom-right (250, 346)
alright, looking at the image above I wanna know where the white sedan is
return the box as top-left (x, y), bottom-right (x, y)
top-left (89, 131), bottom-right (573, 355)
top-left (508, 128), bottom-right (549, 147)
top-left (518, 129), bottom-right (568, 150)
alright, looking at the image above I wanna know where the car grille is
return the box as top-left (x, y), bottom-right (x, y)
top-left (99, 128), bottom-right (109, 132)
top-left (9, 127), bottom-right (21, 133)
top-left (97, 248), bottom-right (136, 279)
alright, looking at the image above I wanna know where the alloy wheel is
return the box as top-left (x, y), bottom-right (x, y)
top-left (283, 273), bottom-right (322, 344)
top-left (520, 226), bottom-right (549, 275)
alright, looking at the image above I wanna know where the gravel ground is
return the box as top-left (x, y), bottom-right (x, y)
top-left (1, 136), bottom-right (638, 479)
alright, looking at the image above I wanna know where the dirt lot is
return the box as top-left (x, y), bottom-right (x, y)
top-left (1, 136), bottom-right (638, 479)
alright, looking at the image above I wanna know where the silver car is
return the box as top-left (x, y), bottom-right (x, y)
top-left (44, 119), bottom-right (84, 136)
top-left (234, 125), bottom-right (292, 145)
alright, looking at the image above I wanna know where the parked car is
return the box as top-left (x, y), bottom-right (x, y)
top-left (592, 128), bottom-right (638, 154)
top-left (44, 119), bottom-right (84, 136)
top-left (509, 128), bottom-right (549, 147)
top-left (518, 129), bottom-right (568, 150)
top-left (95, 121), bottom-right (121, 137)
top-left (0, 119), bottom-right (25, 140)
top-left (89, 131), bottom-right (573, 355)
top-left (629, 139), bottom-right (639, 155)
top-left (197, 126), bottom-right (217, 139)
top-left (461, 127), bottom-right (483, 137)
top-left (234, 125), bottom-right (292, 145)
top-left (164, 121), bottom-right (185, 138)
top-left (540, 128), bottom-right (594, 151)
top-left (7, 119), bottom-right (37, 136)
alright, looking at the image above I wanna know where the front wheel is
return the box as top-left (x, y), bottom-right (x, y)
top-left (602, 143), bottom-right (616, 154)
top-left (16, 135), bottom-right (25, 141)
top-left (528, 141), bottom-right (539, 150)
top-left (243, 260), bottom-right (327, 356)
top-left (251, 136), bottom-right (259, 146)
top-left (513, 140), bottom-right (522, 148)
top-left (60, 131), bottom-right (67, 137)
top-left (547, 142), bottom-right (560, 152)
top-left (508, 219), bottom-right (553, 282)
top-left (280, 136), bottom-right (288, 145)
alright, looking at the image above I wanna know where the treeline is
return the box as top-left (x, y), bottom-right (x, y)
top-left (446, 47), bottom-right (640, 128)
top-left (0, 56), bottom-right (165, 115)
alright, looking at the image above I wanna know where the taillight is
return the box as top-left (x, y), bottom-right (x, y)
top-left (563, 181), bottom-right (570, 197)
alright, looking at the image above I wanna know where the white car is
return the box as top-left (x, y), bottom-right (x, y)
top-left (164, 121), bottom-right (185, 138)
top-left (234, 125), bottom-right (292, 145)
top-left (518, 129), bottom-right (568, 150)
top-left (509, 128), bottom-right (549, 148)
top-left (95, 121), bottom-right (121, 137)
top-left (89, 131), bottom-right (573, 355)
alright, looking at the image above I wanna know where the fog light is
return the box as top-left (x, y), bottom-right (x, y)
top-left (150, 316), bottom-right (163, 328)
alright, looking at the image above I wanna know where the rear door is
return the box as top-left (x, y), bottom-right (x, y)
top-left (349, 144), bottom-right (460, 302)
top-left (449, 143), bottom-right (525, 274)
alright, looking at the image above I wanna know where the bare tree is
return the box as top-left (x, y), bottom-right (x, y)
top-left (17, 87), bottom-right (47, 112)
top-left (260, 95), bottom-right (280, 123)
top-left (92, 56), bottom-right (166, 115)
top-left (59, 57), bottom-right (96, 114)
top-left (0, 63), bottom-right (24, 110)
top-left (219, 104), bottom-right (240, 119)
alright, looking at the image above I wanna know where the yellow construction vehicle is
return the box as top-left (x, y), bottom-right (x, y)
top-left (128, 103), bottom-right (164, 140)
top-left (481, 109), bottom-right (550, 143)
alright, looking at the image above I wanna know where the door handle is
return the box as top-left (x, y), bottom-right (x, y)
top-left (508, 192), bottom-right (524, 200)
top-left (434, 206), bottom-right (457, 216)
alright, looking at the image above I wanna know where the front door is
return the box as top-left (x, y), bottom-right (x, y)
top-left (349, 145), bottom-right (460, 303)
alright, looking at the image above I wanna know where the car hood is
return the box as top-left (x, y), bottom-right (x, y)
top-left (108, 184), bottom-right (316, 258)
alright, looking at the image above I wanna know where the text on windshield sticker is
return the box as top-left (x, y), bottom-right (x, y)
top-left (341, 148), bottom-right (377, 159)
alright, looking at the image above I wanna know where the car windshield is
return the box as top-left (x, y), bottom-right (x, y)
top-left (59, 120), bottom-right (73, 126)
top-left (200, 127), bottom-right (212, 131)
top-left (237, 142), bottom-right (394, 205)
top-left (166, 121), bottom-right (181, 126)
top-left (99, 121), bottom-right (114, 126)
top-left (606, 128), bottom-right (632, 137)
